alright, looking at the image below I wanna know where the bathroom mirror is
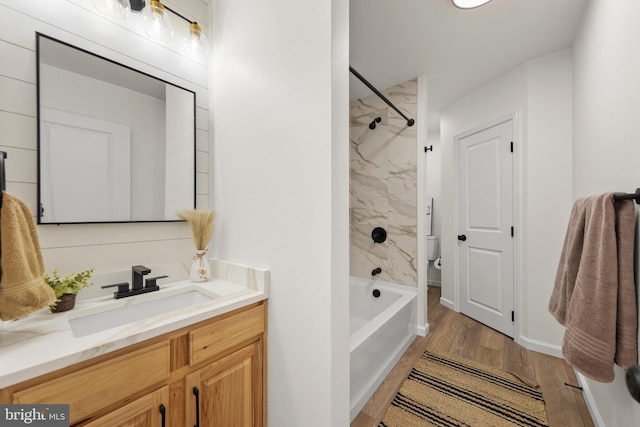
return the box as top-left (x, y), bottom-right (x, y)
top-left (36, 33), bottom-right (195, 224)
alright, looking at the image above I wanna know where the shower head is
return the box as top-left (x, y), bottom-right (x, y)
top-left (369, 117), bottom-right (382, 130)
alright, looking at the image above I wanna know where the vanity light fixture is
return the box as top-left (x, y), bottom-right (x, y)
top-left (94, 0), bottom-right (209, 56)
top-left (93, 0), bottom-right (131, 21)
top-left (452, 0), bottom-right (493, 9)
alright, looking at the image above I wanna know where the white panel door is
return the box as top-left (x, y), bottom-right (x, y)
top-left (457, 120), bottom-right (514, 337)
top-left (40, 108), bottom-right (131, 223)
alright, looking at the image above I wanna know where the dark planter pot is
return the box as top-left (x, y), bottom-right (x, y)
top-left (51, 293), bottom-right (77, 313)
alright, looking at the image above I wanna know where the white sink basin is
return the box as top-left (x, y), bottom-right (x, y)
top-left (68, 289), bottom-right (215, 338)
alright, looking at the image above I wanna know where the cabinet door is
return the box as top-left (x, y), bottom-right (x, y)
top-left (186, 342), bottom-right (263, 427)
top-left (13, 342), bottom-right (170, 425)
top-left (81, 386), bottom-right (168, 427)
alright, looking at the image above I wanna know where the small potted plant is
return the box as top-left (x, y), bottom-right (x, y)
top-left (44, 268), bottom-right (94, 313)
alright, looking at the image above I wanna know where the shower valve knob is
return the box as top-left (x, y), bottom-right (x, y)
top-left (372, 227), bottom-right (387, 243)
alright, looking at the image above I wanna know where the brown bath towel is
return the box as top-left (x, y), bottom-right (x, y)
top-left (549, 193), bottom-right (637, 383)
top-left (0, 192), bottom-right (56, 320)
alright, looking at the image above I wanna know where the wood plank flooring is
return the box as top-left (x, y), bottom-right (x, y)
top-left (351, 286), bottom-right (594, 427)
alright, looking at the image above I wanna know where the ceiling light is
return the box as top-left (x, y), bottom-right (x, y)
top-left (94, 0), bottom-right (131, 21)
top-left (140, 0), bottom-right (174, 42)
top-left (452, 0), bottom-right (493, 9)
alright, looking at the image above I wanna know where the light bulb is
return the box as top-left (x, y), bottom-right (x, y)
top-left (140, 0), bottom-right (174, 42)
top-left (180, 22), bottom-right (209, 58)
top-left (94, 0), bottom-right (131, 20)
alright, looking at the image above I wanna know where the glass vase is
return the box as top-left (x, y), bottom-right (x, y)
top-left (190, 249), bottom-right (211, 282)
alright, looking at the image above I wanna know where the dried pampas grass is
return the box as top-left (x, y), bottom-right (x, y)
top-left (177, 209), bottom-right (216, 250)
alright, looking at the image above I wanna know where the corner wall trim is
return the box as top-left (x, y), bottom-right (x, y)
top-left (416, 323), bottom-right (430, 337)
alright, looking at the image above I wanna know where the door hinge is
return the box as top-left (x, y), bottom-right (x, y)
top-left (511, 226), bottom-right (514, 237)
top-left (510, 141), bottom-right (514, 152)
top-left (511, 311), bottom-right (515, 322)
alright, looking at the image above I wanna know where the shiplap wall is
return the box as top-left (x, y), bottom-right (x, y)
top-left (0, 0), bottom-right (211, 274)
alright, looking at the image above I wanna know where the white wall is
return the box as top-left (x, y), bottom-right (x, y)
top-left (572, 0), bottom-right (640, 424)
top-left (209, 0), bottom-right (350, 426)
top-left (522, 50), bottom-right (573, 350)
top-left (440, 49), bottom-right (572, 354)
top-left (165, 84), bottom-right (195, 218)
top-left (426, 129), bottom-right (441, 285)
top-left (0, 0), bottom-right (210, 274)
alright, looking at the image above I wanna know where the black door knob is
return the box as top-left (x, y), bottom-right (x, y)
top-left (457, 234), bottom-right (467, 241)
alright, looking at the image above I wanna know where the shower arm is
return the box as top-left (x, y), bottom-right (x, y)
top-left (349, 66), bottom-right (415, 127)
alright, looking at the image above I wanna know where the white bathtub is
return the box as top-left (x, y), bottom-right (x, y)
top-left (349, 276), bottom-right (417, 421)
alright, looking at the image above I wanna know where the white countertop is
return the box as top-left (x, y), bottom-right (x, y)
top-left (0, 259), bottom-right (269, 388)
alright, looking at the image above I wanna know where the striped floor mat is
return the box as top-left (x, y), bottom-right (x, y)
top-left (379, 350), bottom-right (549, 427)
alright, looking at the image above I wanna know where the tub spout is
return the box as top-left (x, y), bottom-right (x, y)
top-left (371, 267), bottom-right (382, 276)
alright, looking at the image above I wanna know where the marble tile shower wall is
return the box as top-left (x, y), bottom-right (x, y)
top-left (349, 79), bottom-right (418, 287)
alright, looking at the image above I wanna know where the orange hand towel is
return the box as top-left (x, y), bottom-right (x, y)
top-left (0, 192), bottom-right (55, 320)
top-left (549, 193), bottom-right (637, 382)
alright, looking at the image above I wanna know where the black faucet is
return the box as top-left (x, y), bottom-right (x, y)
top-left (132, 265), bottom-right (151, 291)
top-left (101, 265), bottom-right (169, 299)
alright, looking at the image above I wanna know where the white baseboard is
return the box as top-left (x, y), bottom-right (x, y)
top-left (439, 296), bottom-right (454, 310)
top-left (517, 335), bottom-right (562, 358)
top-left (416, 322), bottom-right (430, 337)
top-left (575, 372), bottom-right (604, 427)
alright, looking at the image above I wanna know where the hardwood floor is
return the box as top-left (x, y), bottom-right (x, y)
top-left (351, 286), bottom-right (595, 427)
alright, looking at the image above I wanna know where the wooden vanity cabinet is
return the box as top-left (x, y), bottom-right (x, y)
top-left (0, 301), bottom-right (267, 427)
top-left (185, 342), bottom-right (263, 427)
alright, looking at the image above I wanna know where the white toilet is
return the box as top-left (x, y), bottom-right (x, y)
top-left (426, 235), bottom-right (439, 261)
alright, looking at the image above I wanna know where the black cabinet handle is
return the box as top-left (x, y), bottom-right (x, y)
top-left (193, 386), bottom-right (200, 427)
top-left (457, 234), bottom-right (467, 241)
top-left (159, 404), bottom-right (166, 427)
